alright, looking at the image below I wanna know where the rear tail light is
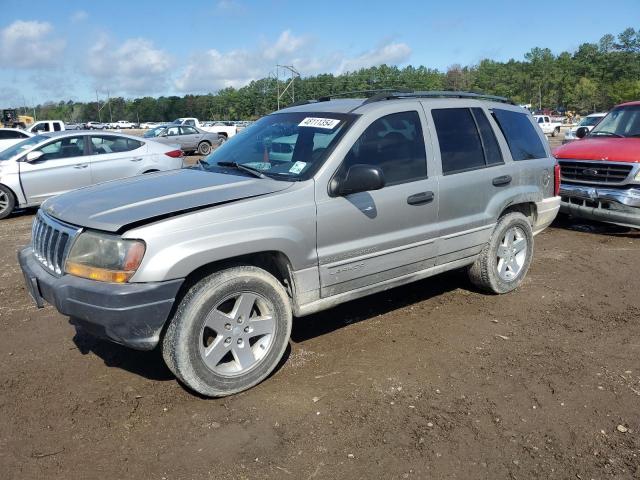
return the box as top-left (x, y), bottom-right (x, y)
top-left (165, 149), bottom-right (183, 158)
top-left (554, 163), bottom-right (561, 196)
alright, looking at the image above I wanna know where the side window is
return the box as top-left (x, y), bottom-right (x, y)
top-left (91, 136), bottom-right (143, 155)
top-left (185, 120), bottom-right (195, 126)
top-left (53, 122), bottom-right (62, 132)
top-left (432, 108), bottom-right (485, 175)
top-left (471, 108), bottom-right (503, 166)
top-left (492, 109), bottom-right (547, 161)
top-left (36, 136), bottom-right (85, 161)
top-left (537, 117), bottom-right (544, 124)
top-left (166, 126), bottom-right (180, 136)
top-left (181, 126), bottom-right (198, 135)
top-left (32, 123), bottom-right (49, 132)
top-left (342, 111), bottom-right (427, 186)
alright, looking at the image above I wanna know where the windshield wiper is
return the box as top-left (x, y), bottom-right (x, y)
top-left (591, 131), bottom-right (625, 138)
top-left (216, 161), bottom-right (267, 179)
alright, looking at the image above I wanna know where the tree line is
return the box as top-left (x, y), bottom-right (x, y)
top-left (26, 27), bottom-right (640, 122)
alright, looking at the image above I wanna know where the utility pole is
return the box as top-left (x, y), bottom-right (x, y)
top-left (108, 90), bottom-right (112, 123)
top-left (276, 64), bottom-right (300, 110)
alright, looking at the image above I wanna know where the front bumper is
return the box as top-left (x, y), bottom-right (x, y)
top-left (18, 247), bottom-right (183, 350)
top-left (559, 184), bottom-right (640, 228)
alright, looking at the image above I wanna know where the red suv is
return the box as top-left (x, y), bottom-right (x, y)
top-left (553, 101), bottom-right (640, 228)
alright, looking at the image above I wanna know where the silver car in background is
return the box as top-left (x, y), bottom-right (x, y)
top-left (0, 131), bottom-right (184, 219)
top-left (144, 124), bottom-right (222, 155)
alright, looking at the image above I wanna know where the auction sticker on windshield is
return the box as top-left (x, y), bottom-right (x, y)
top-left (298, 117), bottom-right (341, 129)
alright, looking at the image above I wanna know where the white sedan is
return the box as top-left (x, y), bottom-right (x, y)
top-left (563, 113), bottom-right (607, 143)
top-left (0, 128), bottom-right (34, 152)
top-left (0, 131), bottom-right (183, 219)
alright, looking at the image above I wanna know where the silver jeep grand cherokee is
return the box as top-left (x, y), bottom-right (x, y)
top-left (19, 91), bottom-right (561, 397)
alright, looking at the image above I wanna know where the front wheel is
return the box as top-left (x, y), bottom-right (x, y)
top-left (162, 266), bottom-right (292, 397)
top-left (0, 185), bottom-right (16, 219)
top-left (468, 212), bottom-right (534, 294)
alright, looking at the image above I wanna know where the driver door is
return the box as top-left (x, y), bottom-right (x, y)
top-left (315, 109), bottom-right (439, 297)
top-left (19, 135), bottom-right (91, 204)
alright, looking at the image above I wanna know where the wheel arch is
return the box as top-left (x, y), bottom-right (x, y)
top-left (174, 250), bottom-right (297, 309)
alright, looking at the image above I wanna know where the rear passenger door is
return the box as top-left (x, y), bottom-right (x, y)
top-left (89, 135), bottom-right (146, 184)
top-left (315, 109), bottom-right (439, 297)
top-left (179, 126), bottom-right (201, 151)
top-left (426, 104), bottom-right (510, 264)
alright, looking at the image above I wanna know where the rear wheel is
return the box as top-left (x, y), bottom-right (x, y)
top-left (552, 127), bottom-right (560, 137)
top-left (468, 212), bottom-right (533, 294)
top-left (197, 141), bottom-right (212, 155)
top-left (162, 266), bottom-right (292, 397)
top-left (0, 185), bottom-right (16, 220)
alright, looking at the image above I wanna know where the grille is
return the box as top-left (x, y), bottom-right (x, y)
top-left (31, 211), bottom-right (81, 275)
top-left (559, 160), bottom-right (633, 185)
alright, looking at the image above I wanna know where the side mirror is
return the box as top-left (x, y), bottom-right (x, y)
top-left (331, 164), bottom-right (385, 196)
top-left (576, 126), bottom-right (589, 139)
top-left (25, 151), bottom-right (44, 162)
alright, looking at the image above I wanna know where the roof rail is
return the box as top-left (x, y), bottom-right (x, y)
top-left (362, 90), bottom-right (514, 105)
top-left (288, 89), bottom-right (412, 107)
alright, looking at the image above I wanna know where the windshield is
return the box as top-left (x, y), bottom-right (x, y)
top-left (0, 135), bottom-right (47, 161)
top-left (590, 105), bottom-right (640, 138)
top-left (200, 112), bottom-right (355, 180)
top-left (579, 116), bottom-right (603, 127)
top-left (143, 126), bottom-right (167, 138)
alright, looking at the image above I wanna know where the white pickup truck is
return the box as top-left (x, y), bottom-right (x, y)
top-left (172, 118), bottom-right (237, 141)
top-left (108, 120), bottom-right (135, 129)
top-left (27, 120), bottom-right (65, 133)
top-left (533, 115), bottom-right (562, 137)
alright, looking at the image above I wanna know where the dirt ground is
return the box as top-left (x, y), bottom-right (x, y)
top-left (1, 137), bottom-right (639, 479)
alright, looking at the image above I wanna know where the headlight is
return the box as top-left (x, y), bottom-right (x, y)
top-left (65, 231), bottom-right (146, 283)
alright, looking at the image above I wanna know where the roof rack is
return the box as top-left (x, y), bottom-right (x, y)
top-left (287, 89), bottom-right (411, 107)
top-left (362, 90), bottom-right (514, 105)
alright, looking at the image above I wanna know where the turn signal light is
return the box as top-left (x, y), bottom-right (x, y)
top-left (65, 263), bottom-right (134, 283)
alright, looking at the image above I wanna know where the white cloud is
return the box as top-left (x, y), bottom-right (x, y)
top-left (87, 37), bottom-right (172, 94)
top-left (336, 42), bottom-right (412, 74)
top-left (175, 31), bottom-right (412, 93)
top-left (0, 20), bottom-right (65, 68)
top-left (70, 10), bottom-right (88, 23)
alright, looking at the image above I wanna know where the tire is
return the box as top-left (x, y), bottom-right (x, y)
top-left (218, 134), bottom-right (227, 144)
top-left (0, 184), bottom-right (16, 220)
top-left (197, 141), bottom-right (212, 156)
top-left (468, 212), bottom-right (534, 294)
top-left (162, 266), bottom-right (292, 397)
top-left (552, 127), bottom-right (560, 137)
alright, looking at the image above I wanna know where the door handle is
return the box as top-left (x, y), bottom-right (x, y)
top-left (407, 191), bottom-right (435, 205)
top-left (130, 157), bottom-right (143, 162)
top-left (73, 163), bottom-right (88, 169)
top-left (492, 175), bottom-right (512, 186)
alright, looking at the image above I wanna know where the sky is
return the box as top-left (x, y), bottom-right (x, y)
top-left (0, 0), bottom-right (638, 105)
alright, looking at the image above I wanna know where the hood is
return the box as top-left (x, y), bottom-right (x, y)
top-left (43, 168), bottom-right (293, 232)
top-left (553, 137), bottom-right (640, 163)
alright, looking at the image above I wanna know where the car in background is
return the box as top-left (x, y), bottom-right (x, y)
top-left (554, 101), bottom-right (640, 228)
top-left (533, 115), bottom-right (563, 137)
top-left (562, 113), bottom-right (606, 143)
top-left (108, 120), bottom-right (135, 129)
top-left (27, 120), bottom-right (65, 133)
top-left (0, 128), bottom-right (34, 152)
top-left (0, 131), bottom-right (183, 219)
top-left (144, 124), bottom-right (222, 155)
top-left (65, 122), bottom-right (85, 130)
top-left (86, 121), bottom-right (106, 130)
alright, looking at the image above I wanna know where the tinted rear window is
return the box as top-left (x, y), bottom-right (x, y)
top-left (432, 108), bottom-right (486, 175)
top-left (492, 109), bottom-right (547, 160)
